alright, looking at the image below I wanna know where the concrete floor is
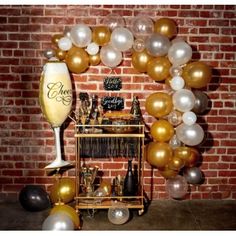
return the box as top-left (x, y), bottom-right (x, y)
top-left (0, 200), bottom-right (236, 230)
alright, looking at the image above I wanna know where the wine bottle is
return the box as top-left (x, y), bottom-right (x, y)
top-left (123, 159), bottom-right (136, 196)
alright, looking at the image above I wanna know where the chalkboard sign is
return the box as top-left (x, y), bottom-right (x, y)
top-left (103, 77), bottom-right (122, 91)
top-left (101, 96), bottom-right (124, 111)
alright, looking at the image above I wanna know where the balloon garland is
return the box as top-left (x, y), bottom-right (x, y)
top-left (44, 14), bottom-right (212, 201)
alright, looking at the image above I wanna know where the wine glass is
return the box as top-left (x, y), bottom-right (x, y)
top-left (39, 60), bottom-right (72, 169)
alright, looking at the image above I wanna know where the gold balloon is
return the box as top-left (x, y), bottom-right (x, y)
top-left (52, 34), bottom-right (64, 45)
top-left (168, 156), bottom-right (185, 171)
top-left (131, 50), bottom-right (153, 73)
top-left (185, 148), bottom-right (200, 167)
top-left (89, 53), bottom-right (101, 66)
top-left (182, 61), bottom-right (212, 88)
top-left (174, 146), bottom-right (191, 163)
top-left (159, 167), bottom-right (178, 179)
top-left (65, 47), bottom-right (89, 74)
top-left (55, 48), bottom-right (67, 60)
top-left (145, 92), bottom-right (173, 118)
top-left (154, 18), bottom-right (177, 39)
top-left (150, 119), bottom-right (174, 142)
top-left (49, 178), bottom-right (76, 204)
top-left (165, 76), bottom-right (172, 87)
top-left (92, 26), bottom-right (111, 46)
top-left (50, 204), bottom-right (80, 229)
top-left (100, 180), bottom-right (112, 196)
top-left (146, 142), bottom-right (173, 169)
top-left (147, 57), bottom-right (171, 81)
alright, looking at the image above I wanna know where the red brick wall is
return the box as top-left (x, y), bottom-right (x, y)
top-left (0, 5), bottom-right (235, 201)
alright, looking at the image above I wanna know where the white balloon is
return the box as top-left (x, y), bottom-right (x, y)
top-left (173, 89), bottom-right (196, 112)
top-left (182, 111), bottom-right (197, 125)
top-left (86, 42), bottom-right (99, 55)
top-left (111, 27), bottom-right (134, 52)
top-left (170, 76), bottom-right (185, 91)
top-left (176, 123), bottom-right (204, 146)
top-left (100, 44), bottom-right (122, 68)
top-left (58, 37), bottom-right (72, 51)
top-left (70, 24), bottom-right (92, 48)
top-left (168, 41), bottom-right (192, 66)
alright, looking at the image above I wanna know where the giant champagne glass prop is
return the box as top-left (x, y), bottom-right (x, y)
top-left (39, 60), bottom-right (72, 169)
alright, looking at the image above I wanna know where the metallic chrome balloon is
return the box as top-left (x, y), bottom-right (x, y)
top-left (42, 213), bottom-right (74, 230)
top-left (43, 49), bottom-right (55, 59)
top-left (146, 33), bottom-right (171, 57)
top-left (170, 76), bottom-right (185, 91)
top-left (165, 175), bottom-right (188, 199)
top-left (192, 90), bottom-right (209, 114)
top-left (176, 123), bottom-right (204, 146)
top-left (183, 167), bottom-right (203, 184)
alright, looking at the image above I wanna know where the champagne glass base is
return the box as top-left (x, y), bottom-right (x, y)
top-left (44, 160), bottom-right (72, 169)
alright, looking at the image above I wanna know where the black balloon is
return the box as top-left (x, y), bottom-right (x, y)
top-left (19, 185), bottom-right (51, 212)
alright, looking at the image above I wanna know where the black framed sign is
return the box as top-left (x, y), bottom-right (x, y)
top-left (103, 77), bottom-right (122, 91)
top-left (101, 96), bottom-right (124, 111)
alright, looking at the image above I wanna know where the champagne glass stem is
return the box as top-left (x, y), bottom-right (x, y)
top-left (54, 126), bottom-right (62, 162)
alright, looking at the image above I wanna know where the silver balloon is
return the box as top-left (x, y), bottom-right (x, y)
top-left (111, 27), bottom-right (134, 52)
top-left (100, 44), bottom-right (122, 68)
top-left (169, 134), bottom-right (182, 149)
top-left (70, 24), bottom-right (92, 48)
top-left (165, 175), bottom-right (188, 199)
top-left (146, 33), bottom-right (170, 57)
top-left (133, 38), bottom-right (145, 52)
top-left (173, 89), bottom-right (196, 112)
top-left (102, 13), bottom-right (125, 31)
top-left (176, 123), bottom-right (204, 146)
top-left (169, 65), bottom-right (183, 77)
top-left (192, 90), bottom-right (209, 114)
top-left (184, 167), bottom-right (203, 185)
top-left (168, 41), bottom-right (192, 66)
top-left (42, 213), bottom-right (74, 230)
top-left (131, 15), bottom-right (154, 40)
top-left (108, 203), bottom-right (130, 225)
top-left (43, 49), bottom-right (55, 59)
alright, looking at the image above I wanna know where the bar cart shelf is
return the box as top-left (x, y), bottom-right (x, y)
top-left (74, 123), bottom-right (146, 217)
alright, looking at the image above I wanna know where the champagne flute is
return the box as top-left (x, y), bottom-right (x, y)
top-left (39, 60), bottom-right (72, 169)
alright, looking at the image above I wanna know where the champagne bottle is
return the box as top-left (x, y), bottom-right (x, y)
top-left (123, 159), bottom-right (136, 196)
